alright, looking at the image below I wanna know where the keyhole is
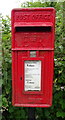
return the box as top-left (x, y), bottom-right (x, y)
top-left (20, 77), bottom-right (22, 80)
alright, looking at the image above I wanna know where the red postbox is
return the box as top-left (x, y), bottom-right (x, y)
top-left (11, 8), bottom-right (55, 107)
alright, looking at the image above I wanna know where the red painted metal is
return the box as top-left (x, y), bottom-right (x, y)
top-left (11, 8), bottom-right (55, 107)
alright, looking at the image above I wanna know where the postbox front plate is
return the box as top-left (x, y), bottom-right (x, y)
top-left (11, 8), bottom-right (55, 107)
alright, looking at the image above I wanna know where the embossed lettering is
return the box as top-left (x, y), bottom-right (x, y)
top-left (15, 13), bottom-right (51, 21)
top-left (16, 14), bottom-right (30, 21)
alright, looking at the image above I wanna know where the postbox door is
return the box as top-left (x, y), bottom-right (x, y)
top-left (12, 50), bottom-right (54, 107)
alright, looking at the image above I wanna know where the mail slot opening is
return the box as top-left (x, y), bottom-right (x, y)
top-left (15, 26), bottom-right (51, 32)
